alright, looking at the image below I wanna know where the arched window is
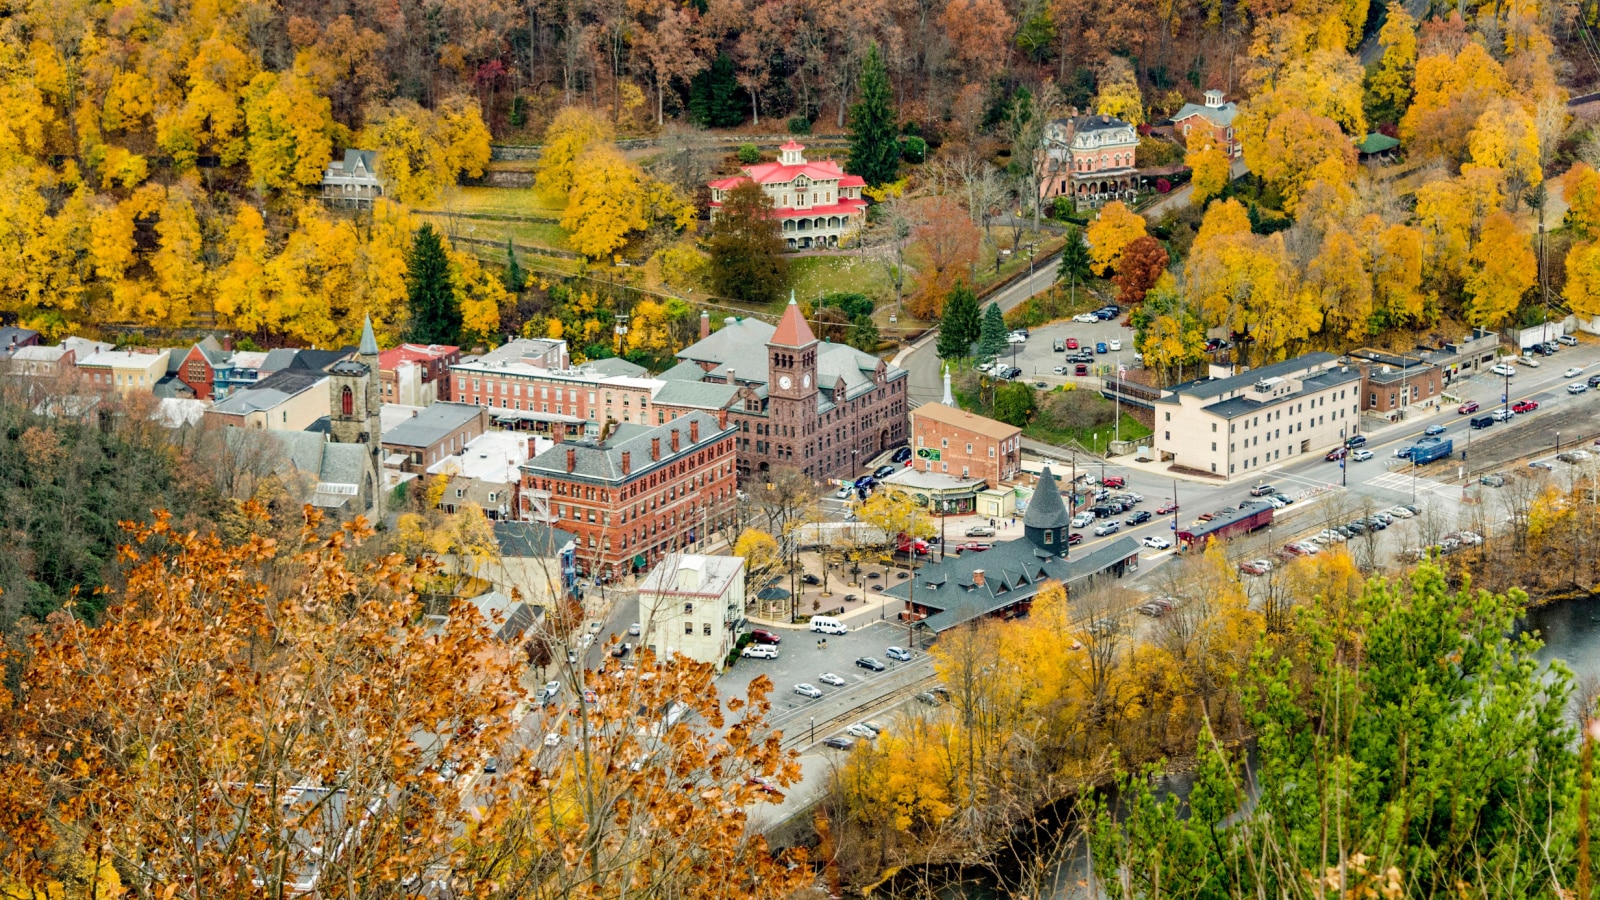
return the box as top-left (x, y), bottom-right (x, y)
top-left (341, 385), bottom-right (354, 416)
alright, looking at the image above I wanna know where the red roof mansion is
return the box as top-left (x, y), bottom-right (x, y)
top-left (708, 142), bottom-right (867, 250)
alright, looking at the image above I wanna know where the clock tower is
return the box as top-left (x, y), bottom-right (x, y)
top-left (767, 292), bottom-right (819, 404)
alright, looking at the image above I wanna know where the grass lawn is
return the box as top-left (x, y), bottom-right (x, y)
top-left (1024, 413), bottom-right (1152, 454)
top-left (420, 214), bottom-right (572, 253)
top-left (788, 255), bottom-right (893, 306)
top-left (435, 185), bottom-right (565, 217)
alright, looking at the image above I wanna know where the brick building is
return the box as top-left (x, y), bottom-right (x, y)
top-left (518, 411), bottom-right (738, 578)
top-left (1172, 90), bottom-right (1242, 158)
top-left (381, 402), bottom-right (491, 473)
top-left (908, 402), bottom-right (1022, 487)
top-left (450, 340), bottom-right (663, 437)
top-left (659, 299), bottom-right (909, 481)
top-left (380, 343), bottom-right (460, 405)
top-left (1350, 349), bottom-right (1443, 422)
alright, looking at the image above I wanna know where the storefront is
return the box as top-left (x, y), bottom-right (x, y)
top-left (880, 469), bottom-right (985, 516)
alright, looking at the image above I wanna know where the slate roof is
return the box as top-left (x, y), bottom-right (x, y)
top-left (1174, 101), bottom-right (1239, 127)
top-left (771, 297), bottom-right (818, 347)
top-left (657, 360), bottom-right (707, 383)
top-left (1023, 466), bottom-right (1071, 531)
top-left (1201, 366), bottom-right (1362, 420)
top-left (152, 374), bottom-right (195, 400)
top-left (359, 316), bottom-right (379, 356)
top-left (1162, 352), bottom-right (1341, 402)
top-left (262, 349), bottom-right (301, 372)
top-left (9, 345), bottom-right (68, 363)
top-left (583, 357), bottom-right (648, 378)
top-left (668, 315), bottom-right (904, 408)
top-left (522, 410), bottom-right (732, 483)
top-left (493, 521), bottom-right (577, 558)
top-left (195, 335), bottom-right (229, 365)
top-left (1074, 114), bottom-right (1135, 133)
top-left (881, 535), bottom-right (1142, 632)
top-left (650, 379), bottom-right (740, 410)
top-left (0, 327), bottom-right (39, 356)
top-left (381, 402), bottom-right (484, 448)
top-left (211, 368), bottom-right (327, 415)
top-left (287, 348), bottom-right (355, 372)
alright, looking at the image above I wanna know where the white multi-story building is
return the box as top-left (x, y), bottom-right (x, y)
top-left (637, 554), bottom-right (746, 672)
top-left (708, 142), bottom-right (868, 249)
top-left (1151, 353), bottom-right (1364, 480)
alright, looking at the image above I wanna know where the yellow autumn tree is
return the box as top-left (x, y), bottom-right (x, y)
top-left (1274, 51), bottom-right (1368, 136)
top-left (1367, 220), bottom-right (1429, 326)
top-left (1563, 239), bottom-right (1600, 318)
top-left (1413, 167), bottom-right (1504, 283)
top-left (1369, 6), bottom-right (1417, 113)
top-left (1186, 132), bottom-right (1231, 205)
top-left (537, 106), bottom-right (615, 199)
top-left (1468, 97), bottom-right (1542, 201)
top-left (1561, 162), bottom-right (1600, 240)
top-left (241, 70), bottom-right (337, 193)
top-left (1085, 200), bottom-right (1147, 275)
top-left (357, 199), bottom-right (416, 340)
top-left (562, 146), bottom-right (650, 260)
top-left (1237, 105), bottom-right (1354, 214)
top-left (215, 204), bottom-right (274, 334)
top-left (359, 96), bottom-right (492, 205)
top-left (148, 183), bottom-right (208, 325)
top-left (1094, 57), bottom-right (1144, 125)
top-left (266, 202), bottom-right (359, 345)
top-left (1464, 211), bottom-right (1535, 328)
top-left (451, 248), bottom-right (510, 347)
top-left (1301, 226), bottom-right (1372, 340)
top-left (1401, 43), bottom-right (1512, 159)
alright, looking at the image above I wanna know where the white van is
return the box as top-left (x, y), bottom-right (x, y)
top-left (810, 616), bottom-right (847, 635)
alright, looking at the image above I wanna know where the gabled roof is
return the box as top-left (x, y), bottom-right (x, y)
top-left (379, 344), bottom-right (459, 370)
top-left (657, 359), bottom-right (708, 383)
top-left (1357, 133), bottom-right (1401, 154)
top-left (493, 520), bottom-right (576, 558)
top-left (210, 368), bottom-right (327, 415)
top-left (194, 335), bottom-right (230, 366)
top-left (1173, 101), bottom-right (1238, 127)
top-left (381, 402), bottom-right (484, 448)
top-left (771, 296), bottom-right (818, 347)
top-left (650, 379), bottom-right (740, 410)
top-left (583, 357), bottom-right (648, 378)
top-left (522, 411), bottom-right (732, 483)
top-left (288, 348), bottom-right (356, 372)
top-left (740, 157), bottom-right (852, 185)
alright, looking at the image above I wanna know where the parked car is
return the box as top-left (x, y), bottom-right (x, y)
top-left (855, 656), bottom-right (887, 672)
top-left (1570, 382), bottom-right (1591, 394)
top-left (818, 672), bottom-right (846, 686)
top-left (1073, 313), bottom-right (1098, 323)
top-left (1491, 363), bottom-right (1517, 377)
top-left (1125, 510), bottom-right (1152, 525)
top-left (1458, 401), bottom-right (1480, 414)
top-left (1388, 506), bottom-right (1415, 518)
top-left (1052, 365), bottom-right (1070, 375)
top-left (1109, 339), bottom-right (1122, 351)
top-left (751, 628), bottom-right (781, 645)
top-left (794, 683), bottom-right (823, 699)
top-left (1325, 447), bottom-right (1348, 461)
top-left (610, 642), bottom-right (633, 658)
top-left (1589, 374), bottom-right (1600, 388)
top-left (1492, 408), bottom-right (1515, 421)
top-left (628, 622), bottom-right (641, 636)
top-left (1513, 399), bottom-right (1540, 412)
top-left (1071, 512), bottom-right (1095, 527)
top-left (1530, 460), bottom-right (1555, 471)
top-left (1095, 342), bottom-right (1108, 354)
top-left (957, 542), bottom-right (992, 553)
top-left (1345, 434), bottom-right (1368, 448)
top-left (741, 644), bottom-right (779, 659)
top-left (822, 736), bottom-right (855, 750)
top-left (891, 446), bottom-right (913, 464)
top-left (1249, 484), bottom-right (1277, 497)
top-left (916, 691), bottom-right (941, 705)
top-left (1239, 559), bottom-right (1273, 575)
top-left (874, 464), bottom-right (897, 479)
top-left (1093, 521), bottom-right (1121, 536)
top-left (1142, 535), bottom-right (1172, 550)
top-left (1067, 532), bottom-right (1084, 545)
top-left (1102, 475), bottom-right (1126, 488)
top-left (802, 573), bottom-right (821, 585)
top-left (1351, 449), bottom-right (1373, 462)
top-left (1053, 339), bottom-right (1066, 352)
top-left (885, 646), bottom-right (912, 661)
top-left (844, 723), bottom-right (878, 739)
top-left (1424, 424), bottom-right (1446, 435)
top-left (965, 525), bottom-right (996, 537)
top-left (1075, 364), bottom-right (1089, 376)
top-left (1066, 338), bottom-right (1079, 349)
top-left (1560, 334), bottom-right (1580, 346)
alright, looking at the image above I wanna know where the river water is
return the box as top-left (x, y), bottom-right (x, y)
top-left (895, 596), bottom-right (1600, 900)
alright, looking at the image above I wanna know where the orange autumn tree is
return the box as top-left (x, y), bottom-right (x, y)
top-left (908, 194), bottom-right (981, 319)
top-left (0, 506), bottom-right (808, 899)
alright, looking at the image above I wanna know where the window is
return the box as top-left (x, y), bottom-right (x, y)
top-left (685, 622), bottom-right (694, 635)
top-left (341, 386), bottom-right (353, 415)
top-left (703, 623), bottom-right (712, 636)
top-left (684, 602), bottom-right (693, 614)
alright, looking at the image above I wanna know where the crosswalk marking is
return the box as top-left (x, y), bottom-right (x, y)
top-left (1364, 470), bottom-right (1457, 497)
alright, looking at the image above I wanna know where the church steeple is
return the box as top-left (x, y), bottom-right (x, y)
top-left (327, 317), bottom-right (384, 520)
top-left (767, 294), bottom-right (818, 403)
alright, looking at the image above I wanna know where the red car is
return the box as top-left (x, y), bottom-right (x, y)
top-left (1155, 502), bottom-right (1179, 515)
top-left (1458, 401), bottom-right (1480, 414)
top-left (1102, 475), bottom-right (1126, 488)
top-left (1325, 447), bottom-right (1348, 461)
top-left (750, 628), bottom-right (781, 645)
top-left (1512, 399), bottom-right (1539, 413)
top-left (1067, 532), bottom-right (1084, 546)
top-left (957, 542), bottom-right (992, 553)
top-left (1066, 338), bottom-right (1079, 349)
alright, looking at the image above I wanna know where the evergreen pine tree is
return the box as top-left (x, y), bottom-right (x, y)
top-left (937, 281), bottom-right (981, 360)
top-left (848, 313), bottom-right (880, 351)
top-left (405, 224), bottom-right (461, 345)
top-left (978, 302), bottom-right (1008, 360)
top-left (690, 55), bottom-right (745, 128)
top-left (847, 43), bottom-right (899, 187)
top-left (1057, 228), bottom-right (1092, 306)
top-left (504, 237), bottom-right (526, 294)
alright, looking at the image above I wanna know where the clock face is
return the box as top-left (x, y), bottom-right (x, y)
top-left (778, 375), bottom-right (793, 390)
top-left (803, 373), bottom-right (811, 388)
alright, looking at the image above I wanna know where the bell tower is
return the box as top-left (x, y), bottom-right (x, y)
top-left (327, 316), bottom-right (384, 518)
top-left (767, 292), bottom-right (818, 404)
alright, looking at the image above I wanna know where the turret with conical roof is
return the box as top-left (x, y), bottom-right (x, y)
top-left (1024, 466), bottom-right (1072, 552)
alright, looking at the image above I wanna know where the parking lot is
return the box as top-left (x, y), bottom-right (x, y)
top-left (989, 313), bottom-right (1141, 388)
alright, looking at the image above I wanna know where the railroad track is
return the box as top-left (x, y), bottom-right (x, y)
top-left (773, 672), bottom-right (939, 752)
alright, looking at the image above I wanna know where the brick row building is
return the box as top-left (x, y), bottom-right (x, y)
top-left (518, 410), bottom-right (738, 578)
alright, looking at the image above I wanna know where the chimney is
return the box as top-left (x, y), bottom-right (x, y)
top-left (221, 334), bottom-right (235, 352)
top-left (726, 367), bottom-right (735, 385)
top-left (717, 409), bottom-right (729, 429)
top-left (700, 310), bottom-right (711, 339)
top-left (724, 316), bottom-right (737, 327)
top-left (670, 429), bottom-right (680, 453)
top-left (566, 447), bottom-right (576, 473)
top-left (551, 423), bottom-right (564, 443)
top-left (973, 569), bottom-right (986, 587)
top-left (651, 437), bottom-right (661, 461)
top-left (621, 450), bottom-right (631, 475)
top-left (689, 419), bottom-right (700, 444)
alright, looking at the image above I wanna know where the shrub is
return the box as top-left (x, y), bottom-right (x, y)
top-left (737, 143), bottom-right (760, 164)
top-left (901, 136), bottom-right (927, 163)
top-left (787, 116), bottom-right (812, 135)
